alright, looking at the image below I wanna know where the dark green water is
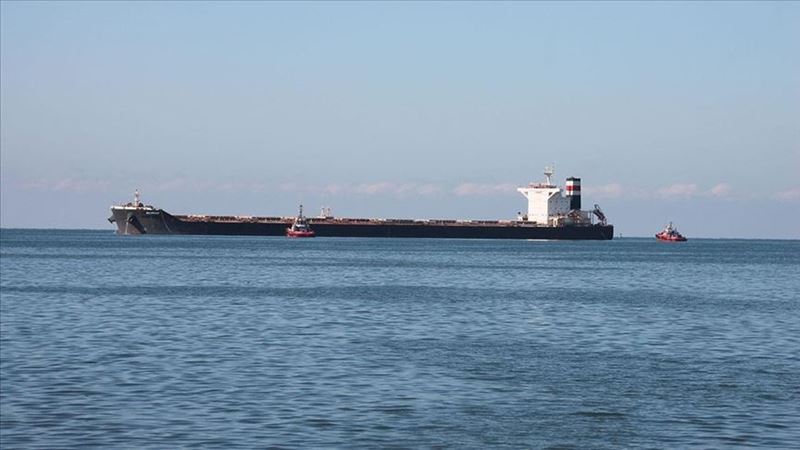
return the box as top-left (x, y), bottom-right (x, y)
top-left (1, 230), bottom-right (798, 448)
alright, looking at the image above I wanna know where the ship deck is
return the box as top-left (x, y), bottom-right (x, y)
top-left (174, 215), bottom-right (597, 228)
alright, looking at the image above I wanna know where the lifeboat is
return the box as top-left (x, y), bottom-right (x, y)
top-left (655, 222), bottom-right (687, 242)
top-left (286, 204), bottom-right (315, 238)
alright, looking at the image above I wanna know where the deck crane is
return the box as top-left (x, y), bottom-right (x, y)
top-left (592, 204), bottom-right (607, 226)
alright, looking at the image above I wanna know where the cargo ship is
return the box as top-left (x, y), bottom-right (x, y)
top-left (109, 167), bottom-right (613, 240)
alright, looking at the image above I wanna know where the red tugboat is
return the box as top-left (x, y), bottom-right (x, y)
top-left (655, 222), bottom-right (687, 242)
top-left (286, 205), bottom-right (315, 238)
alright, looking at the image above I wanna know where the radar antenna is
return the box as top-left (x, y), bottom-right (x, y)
top-left (543, 165), bottom-right (555, 186)
top-left (134, 189), bottom-right (141, 207)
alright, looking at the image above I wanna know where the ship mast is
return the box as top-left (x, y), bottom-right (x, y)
top-left (543, 165), bottom-right (554, 186)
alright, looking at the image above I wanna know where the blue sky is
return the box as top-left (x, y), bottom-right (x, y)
top-left (1, 2), bottom-right (798, 238)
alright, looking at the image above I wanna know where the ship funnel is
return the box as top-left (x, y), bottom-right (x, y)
top-left (566, 177), bottom-right (581, 210)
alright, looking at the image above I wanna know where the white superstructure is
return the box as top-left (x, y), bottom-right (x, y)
top-left (110, 189), bottom-right (157, 211)
top-left (517, 167), bottom-right (592, 226)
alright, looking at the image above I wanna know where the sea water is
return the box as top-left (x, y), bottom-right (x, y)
top-left (1, 229), bottom-right (798, 448)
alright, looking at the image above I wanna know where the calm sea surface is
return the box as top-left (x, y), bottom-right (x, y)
top-left (1, 229), bottom-right (798, 448)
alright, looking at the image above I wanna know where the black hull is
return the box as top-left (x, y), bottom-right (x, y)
top-left (110, 208), bottom-right (614, 240)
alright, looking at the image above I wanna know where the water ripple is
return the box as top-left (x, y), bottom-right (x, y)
top-left (1, 230), bottom-right (798, 448)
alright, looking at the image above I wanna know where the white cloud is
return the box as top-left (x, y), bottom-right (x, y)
top-left (321, 183), bottom-right (344, 195)
top-left (18, 176), bottom-right (753, 204)
top-left (354, 182), bottom-right (441, 196)
top-left (20, 179), bottom-right (50, 190)
top-left (656, 183), bottom-right (698, 199)
top-left (152, 178), bottom-right (217, 192)
top-left (582, 183), bottom-right (624, 199)
top-left (416, 184), bottom-right (441, 195)
top-left (708, 183), bottom-right (731, 197)
top-left (452, 183), bottom-right (516, 196)
top-left (354, 182), bottom-right (394, 195)
top-left (287, 182), bottom-right (442, 196)
top-left (217, 181), bottom-right (268, 193)
top-left (155, 178), bottom-right (191, 192)
top-left (585, 182), bottom-right (737, 200)
top-left (777, 187), bottom-right (800, 201)
top-left (384, 183), bottom-right (442, 196)
top-left (19, 178), bottom-right (111, 193)
top-left (278, 182), bottom-right (295, 192)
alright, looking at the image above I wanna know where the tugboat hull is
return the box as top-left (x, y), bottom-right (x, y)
top-left (656, 234), bottom-right (687, 242)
